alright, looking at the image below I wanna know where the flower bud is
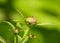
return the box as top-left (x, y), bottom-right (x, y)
top-left (13, 28), bottom-right (20, 35)
top-left (29, 34), bottom-right (36, 39)
top-left (25, 16), bottom-right (36, 24)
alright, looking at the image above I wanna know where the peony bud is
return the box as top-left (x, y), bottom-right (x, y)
top-left (25, 16), bottom-right (36, 24)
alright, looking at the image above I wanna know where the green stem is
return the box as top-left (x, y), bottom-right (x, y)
top-left (16, 9), bottom-right (25, 19)
top-left (17, 35), bottom-right (22, 43)
top-left (14, 35), bottom-right (19, 43)
top-left (21, 36), bottom-right (28, 43)
top-left (20, 26), bottom-right (30, 42)
top-left (3, 21), bottom-right (15, 29)
top-left (14, 35), bottom-right (16, 43)
top-left (14, 35), bottom-right (18, 43)
top-left (16, 22), bottom-right (22, 29)
top-left (23, 28), bottom-right (29, 38)
top-left (0, 36), bottom-right (6, 43)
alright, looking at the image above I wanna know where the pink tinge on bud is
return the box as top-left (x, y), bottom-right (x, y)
top-left (25, 16), bottom-right (37, 24)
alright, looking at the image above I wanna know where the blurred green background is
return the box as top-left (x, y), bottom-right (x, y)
top-left (0, 0), bottom-right (60, 43)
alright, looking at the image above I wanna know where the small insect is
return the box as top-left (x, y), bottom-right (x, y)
top-left (25, 16), bottom-right (37, 24)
